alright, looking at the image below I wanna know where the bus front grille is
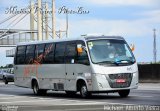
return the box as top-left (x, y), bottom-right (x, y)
top-left (107, 73), bottom-right (132, 88)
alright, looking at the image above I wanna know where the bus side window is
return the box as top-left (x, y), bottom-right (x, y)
top-left (66, 42), bottom-right (77, 64)
top-left (35, 44), bottom-right (45, 64)
top-left (54, 42), bottom-right (66, 64)
top-left (25, 45), bottom-right (35, 64)
top-left (16, 46), bottom-right (26, 65)
top-left (43, 43), bottom-right (55, 64)
top-left (76, 41), bottom-right (90, 65)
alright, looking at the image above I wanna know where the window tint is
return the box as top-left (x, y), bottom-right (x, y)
top-left (76, 41), bottom-right (90, 65)
top-left (16, 46), bottom-right (26, 64)
top-left (66, 42), bottom-right (77, 63)
top-left (43, 43), bottom-right (55, 64)
top-left (35, 44), bottom-right (45, 64)
top-left (54, 42), bottom-right (66, 63)
top-left (25, 45), bottom-right (35, 64)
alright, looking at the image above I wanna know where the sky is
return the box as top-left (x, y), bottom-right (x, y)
top-left (0, 0), bottom-right (160, 66)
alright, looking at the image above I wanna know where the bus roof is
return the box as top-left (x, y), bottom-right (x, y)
top-left (17, 36), bottom-right (124, 46)
top-left (84, 36), bottom-right (124, 41)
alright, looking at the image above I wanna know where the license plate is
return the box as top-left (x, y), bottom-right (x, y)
top-left (116, 79), bottom-right (126, 83)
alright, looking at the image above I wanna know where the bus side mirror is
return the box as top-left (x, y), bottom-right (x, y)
top-left (130, 44), bottom-right (135, 51)
top-left (77, 44), bottom-right (83, 54)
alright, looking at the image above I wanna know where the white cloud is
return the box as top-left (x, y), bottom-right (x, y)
top-left (86, 0), bottom-right (160, 7)
top-left (66, 17), bottom-right (160, 62)
top-left (68, 19), bottom-right (151, 38)
top-left (65, 8), bottom-right (160, 38)
top-left (137, 10), bottom-right (160, 22)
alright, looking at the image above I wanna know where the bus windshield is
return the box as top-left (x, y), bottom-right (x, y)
top-left (87, 39), bottom-right (136, 65)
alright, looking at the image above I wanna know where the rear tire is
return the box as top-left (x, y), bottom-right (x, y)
top-left (118, 89), bottom-right (130, 98)
top-left (32, 81), bottom-right (47, 96)
top-left (80, 84), bottom-right (91, 98)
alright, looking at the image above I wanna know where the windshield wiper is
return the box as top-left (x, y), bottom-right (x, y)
top-left (96, 61), bottom-right (116, 65)
top-left (96, 59), bottom-right (135, 66)
top-left (114, 59), bottom-right (135, 64)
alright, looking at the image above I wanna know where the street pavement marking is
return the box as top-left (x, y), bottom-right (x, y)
top-left (59, 107), bottom-right (104, 111)
top-left (0, 96), bottom-right (136, 106)
top-left (0, 94), bottom-right (138, 106)
top-left (0, 94), bottom-right (41, 99)
top-left (0, 94), bottom-right (107, 105)
top-left (0, 94), bottom-right (110, 104)
top-left (0, 96), bottom-right (27, 99)
top-left (0, 93), bottom-right (155, 102)
top-left (0, 100), bottom-right (133, 106)
top-left (131, 95), bottom-right (154, 98)
top-left (0, 99), bottom-right (106, 105)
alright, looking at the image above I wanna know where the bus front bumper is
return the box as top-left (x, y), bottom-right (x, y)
top-left (88, 72), bottom-right (138, 92)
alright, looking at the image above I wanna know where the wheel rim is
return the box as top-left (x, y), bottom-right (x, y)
top-left (81, 86), bottom-right (87, 97)
top-left (33, 83), bottom-right (38, 94)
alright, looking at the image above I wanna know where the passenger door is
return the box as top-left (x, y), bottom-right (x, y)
top-left (65, 41), bottom-right (77, 91)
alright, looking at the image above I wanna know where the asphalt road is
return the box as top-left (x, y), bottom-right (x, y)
top-left (0, 81), bottom-right (160, 111)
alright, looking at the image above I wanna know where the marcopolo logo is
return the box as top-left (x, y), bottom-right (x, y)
top-left (127, 67), bottom-right (132, 71)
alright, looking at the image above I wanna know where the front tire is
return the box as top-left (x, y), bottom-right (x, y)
top-left (32, 81), bottom-right (47, 96)
top-left (80, 84), bottom-right (91, 98)
top-left (118, 89), bottom-right (130, 98)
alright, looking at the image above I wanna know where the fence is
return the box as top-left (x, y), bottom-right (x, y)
top-left (138, 64), bottom-right (160, 82)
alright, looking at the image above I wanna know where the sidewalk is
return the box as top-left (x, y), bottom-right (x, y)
top-left (140, 79), bottom-right (160, 83)
top-left (138, 83), bottom-right (160, 90)
top-left (0, 80), bottom-right (14, 85)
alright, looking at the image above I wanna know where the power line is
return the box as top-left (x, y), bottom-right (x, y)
top-left (0, 14), bottom-right (17, 25)
top-left (0, 5), bottom-right (30, 26)
top-left (11, 14), bottom-right (28, 28)
top-left (6, 14), bottom-right (23, 28)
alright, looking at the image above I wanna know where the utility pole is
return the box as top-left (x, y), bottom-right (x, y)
top-left (52, 0), bottom-right (56, 39)
top-left (45, 2), bottom-right (49, 40)
top-left (30, 0), bottom-right (34, 40)
top-left (66, 13), bottom-right (68, 38)
top-left (37, 0), bottom-right (42, 41)
top-left (153, 28), bottom-right (157, 63)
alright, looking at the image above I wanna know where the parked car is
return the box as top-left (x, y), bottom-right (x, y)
top-left (0, 69), bottom-right (8, 80)
top-left (2, 68), bottom-right (14, 84)
top-left (0, 69), bottom-right (3, 80)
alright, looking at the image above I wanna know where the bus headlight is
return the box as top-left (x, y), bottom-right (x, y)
top-left (84, 73), bottom-right (91, 77)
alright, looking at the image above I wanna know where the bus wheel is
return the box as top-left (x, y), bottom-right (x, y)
top-left (118, 89), bottom-right (130, 98)
top-left (33, 81), bottom-right (47, 96)
top-left (80, 84), bottom-right (91, 98)
top-left (33, 81), bottom-right (39, 95)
